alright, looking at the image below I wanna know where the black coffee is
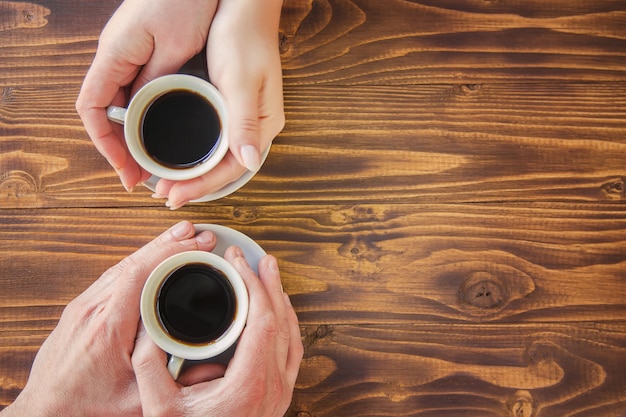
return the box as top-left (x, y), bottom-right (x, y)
top-left (157, 263), bottom-right (236, 344)
top-left (141, 90), bottom-right (221, 169)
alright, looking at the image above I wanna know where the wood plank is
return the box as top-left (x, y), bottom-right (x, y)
top-left (2, 83), bottom-right (626, 208)
top-left (0, 0), bottom-right (120, 86)
top-left (280, 0), bottom-right (626, 84)
top-left (2, 0), bottom-right (626, 415)
top-left (3, 0), bottom-right (626, 87)
top-left (292, 323), bottom-right (626, 417)
top-left (1, 204), bottom-right (624, 324)
top-left (2, 321), bottom-right (625, 415)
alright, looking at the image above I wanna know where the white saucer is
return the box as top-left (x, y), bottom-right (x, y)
top-left (194, 223), bottom-right (266, 273)
top-left (144, 146), bottom-right (271, 202)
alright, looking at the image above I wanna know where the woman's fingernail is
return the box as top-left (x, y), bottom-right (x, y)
top-left (152, 193), bottom-right (167, 199)
top-left (171, 221), bottom-right (190, 239)
top-left (240, 145), bottom-right (262, 172)
top-left (114, 168), bottom-right (133, 193)
top-left (166, 199), bottom-right (187, 210)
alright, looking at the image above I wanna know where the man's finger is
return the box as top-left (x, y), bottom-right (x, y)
top-left (284, 292), bottom-right (303, 388)
top-left (132, 324), bottom-right (180, 413)
top-left (102, 222), bottom-right (215, 328)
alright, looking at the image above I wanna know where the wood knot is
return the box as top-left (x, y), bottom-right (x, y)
top-left (230, 207), bottom-right (257, 222)
top-left (0, 170), bottom-right (39, 208)
top-left (1, 87), bottom-right (15, 104)
top-left (449, 259), bottom-right (536, 320)
top-left (0, 2), bottom-right (51, 31)
top-left (0, 150), bottom-right (68, 208)
top-left (342, 235), bottom-right (385, 263)
top-left (315, 324), bottom-right (331, 339)
top-left (278, 31), bottom-right (291, 55)
top-left (460, 84), bottom-right (483, 94)
top-left (330, 206), bottom-right (386, 225)
top-left (23, 9), bottom-right (34, 21)
top-left (602, 178), bottom-right (625, 199)
top-left (339, 234), bottom-right (394, 283)
top-left (459, 272), bottom-right (506, 310)
top-left (507, 390), bottom-right (534, 417)
top-left (303, 325), bottom-right (333, 349)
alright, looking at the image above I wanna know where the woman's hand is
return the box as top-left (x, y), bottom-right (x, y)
top-left (76, 0), bottom-right (218, 193)
top-left (152, 0), bottom-right (285, 209)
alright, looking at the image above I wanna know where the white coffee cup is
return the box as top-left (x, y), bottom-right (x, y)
top-left (140, 250), bottom-right (248, 379)
top-left (106, 74), bottom-right (229, 181)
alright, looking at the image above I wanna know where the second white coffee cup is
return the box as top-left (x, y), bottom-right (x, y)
top-left (140, 250), bottom-right (248, 379)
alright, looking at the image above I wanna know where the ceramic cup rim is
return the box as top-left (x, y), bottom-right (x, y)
top-left (124, 74), bottom-right (229, 181)
top-left (140, 250), bottom-right (248, 360)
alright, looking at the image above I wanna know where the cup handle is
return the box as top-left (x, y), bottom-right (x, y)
top-left (167, 355), bottom-right (185, 380)
top-left (106, 106), bottom-right (127, 125)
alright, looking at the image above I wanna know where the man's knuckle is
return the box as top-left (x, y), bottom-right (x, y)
top-left (120, 255), bottom-right (150, 278)
top-left (130, 348), bottom-right (151, 371)
top-left (258, 313), bottom-right (280, 338)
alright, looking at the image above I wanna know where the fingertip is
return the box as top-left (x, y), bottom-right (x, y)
top-left (121, 180), bottom-right (134, 194)
top-left (170, 220), bottom-right (195, 240)
top-left (154, 179), bottom-right (175, 197)
top-left (226, 247), bottom-right (261, 289)
top-left (165, 199), bottom-right (189, 211)
top-left (154, 180), bottom-right (183, 208)
top-left (224, 245), bottom-right (244, 262)
top-left (265, 254), bottom-right (280, 274)
top-left (162, 182), bottom-right (191, 209)
top-left (194, 230), bottom-right (216, 249)
top-left (165, 182), bottom-right (202, 210)
top-left (259, 254), bottom-right (283, 290)
top-left (259, 255), bottom-right (280, 281)
top-left (116, 162), bottom-right (143, 193)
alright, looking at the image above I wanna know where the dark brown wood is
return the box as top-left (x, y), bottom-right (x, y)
top-left (2, 83), bottom-right (626, 208)
top-left (1, 0), bottom-right (626, 416)
top-left (295, 323), bottom-right (626, 417)
top-left (279, 0), bottom-right (626, 84)
top-left (1, 204), bottom-right (625, 322)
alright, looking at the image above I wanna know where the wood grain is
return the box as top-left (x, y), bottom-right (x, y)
top-left (0, 2), bottom-right (50, 32)
top-left (3, 0), bottom-right (626, 86)
top-left (1, 204), bottom-right (624, 323)
top-left (293, 323), bottom-right (626, 417)
top-left (279, 0), bottom-right (626, 84)
top-left (1, 0), bottom-right (626, 415)
top-left (2, 83), bottom-right (625, 208)
top-left (1, 205), bottom-right (625, 414)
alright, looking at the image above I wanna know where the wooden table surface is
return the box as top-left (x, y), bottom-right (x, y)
top-left (2, 0), bottom-right (626, 416)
